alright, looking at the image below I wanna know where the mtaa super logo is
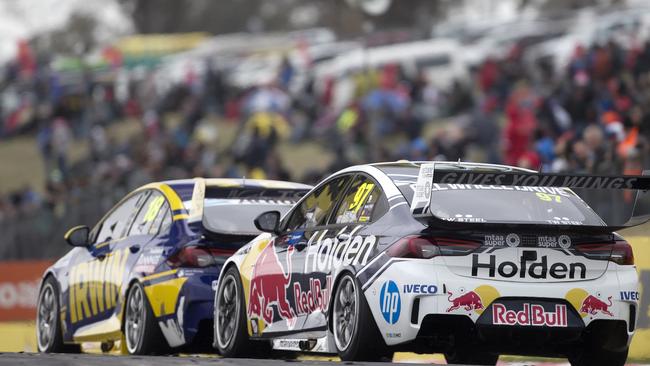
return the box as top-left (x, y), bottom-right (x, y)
top-left (379, 280), bottom-right (401, 324)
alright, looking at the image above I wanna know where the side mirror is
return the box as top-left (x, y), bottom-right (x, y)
top-left (254, 211), bottom-right (281, 234)
top-left (64, 225), bottom-right (90, 247)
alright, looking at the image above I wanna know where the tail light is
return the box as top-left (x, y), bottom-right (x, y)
top-left (387, 236), bottom-right (480, 259)
top-left (167, 246), bottom-right (236, 268)
top-left (574, 240), bottom-right (634, 265)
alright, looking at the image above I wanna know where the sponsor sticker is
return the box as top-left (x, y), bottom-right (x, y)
top-left (505, 233), bottom-right (520, 247)
top-left (621, 291), bottom-right (640, 302)
top-left (304, 226), bottom-right (377, 272)
top-left (403, 284), bottom-right (438, 294)
top-left (472, 251), bottom-right (586, 280)
top-left (566, 289), bottom-right (614, 318)
top-left (379, 280), bottom-right (401, 324)
top-left (492, 303), bottom-right (568, 327)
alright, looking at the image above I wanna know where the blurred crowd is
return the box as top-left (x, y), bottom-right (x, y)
top-left (1, 31), bottom-right (650, 232)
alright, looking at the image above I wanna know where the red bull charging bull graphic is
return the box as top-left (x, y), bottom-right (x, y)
top-left (446, 285), bottom-right (500, 315)
top-left (565, 289), bottom-right (614, 319)
top-left (248, 241), bottom-right (296, 329)
top-left (580, 295), bottom-right (614, 316)
top-left (447, 290), bottom-right (484, 312)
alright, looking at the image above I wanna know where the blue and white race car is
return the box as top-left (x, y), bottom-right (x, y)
top-left (213, 161), bottom-right (648, 365)
top-left (36, 178), bottom-right (310, 355)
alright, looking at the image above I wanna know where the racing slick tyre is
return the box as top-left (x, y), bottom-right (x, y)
top-left (215, 266), bottom-right (271, 358)
top-left (569, 346), bottom-right (628, 366)
top-left (332, 272), bottom-right (389, 361)
top-left (444, 349), bottom-right (499, 365)
top-left (124, 282), bottom-right (167, 355)
top-left (36, 276), bottom-right (81, 353)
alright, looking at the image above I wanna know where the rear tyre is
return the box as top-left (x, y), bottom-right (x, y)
top-left (569, 345), bottom-right (628, 366)
top-left (444, 349), bottom-right (498, 365)
top-left (215, 266), bottom-right (271, 357)
top-left (124, 282), bottom-right (167, 355)
top-left (332, 272), bottom-right (389, 361)
top-left (36, 277), bottom-right (81, 353)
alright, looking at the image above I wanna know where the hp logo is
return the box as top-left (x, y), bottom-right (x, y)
top-left (379, 280), bottom-right (401, 324)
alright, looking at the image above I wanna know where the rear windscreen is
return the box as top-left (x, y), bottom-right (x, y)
top-left (376, 164), bottom-right (605, 226)
top-left (428, 184), bottom-right (605, 226)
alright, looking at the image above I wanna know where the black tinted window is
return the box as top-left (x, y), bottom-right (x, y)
top-left (129, 191), bottom-right (167, 236)
top-left (285, 176), bottom-right (350, 231)
top-left (93, 193), bottom-right (144, 244)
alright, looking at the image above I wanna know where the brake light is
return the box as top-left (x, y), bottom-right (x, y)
top-left (167, 246), bottom-right (236, 268)
top-left (574, 241), bottom-right (634, 265)
top-left (387, 236), bottom-right (480, 259)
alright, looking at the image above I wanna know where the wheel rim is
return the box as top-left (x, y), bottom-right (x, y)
top-left (36, 283), bottom-right (57, 351)
top-left (333, 276), bottom-right (358, 352)
top-left (125, 285), bottom-right (146, 354)
top-left (216, 274), bottom-right (239, 350)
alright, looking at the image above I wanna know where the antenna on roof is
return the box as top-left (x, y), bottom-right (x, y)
top-left (458, 158), bottom-right (461, 163)
top-left (243, 176), bottom-right (246, 185)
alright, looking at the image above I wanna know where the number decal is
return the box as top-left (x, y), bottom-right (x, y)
top-left (348, 182), bottom-right (375, 213)
top-left (536, 192), bottom-right (562, 203)
top-left (143, 196), bottom-right (165, 223)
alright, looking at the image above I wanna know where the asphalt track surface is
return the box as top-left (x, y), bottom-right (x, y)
top-left (0, 353), bottom-right (416, 366)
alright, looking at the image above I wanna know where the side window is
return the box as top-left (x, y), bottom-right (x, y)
top-left (285, 176), bottom-right (350, 231)
top-left (93, 193), bottom-right (144, 244)
top-left (150, 201), bottom-right (172, 236)
top-left (129, 191), bottom-right (166, 236)
top-left (333, 176), bottom-right (384, 224)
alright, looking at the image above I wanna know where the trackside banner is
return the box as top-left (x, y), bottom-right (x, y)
top-left (0, 260), bottom-right (53, 321)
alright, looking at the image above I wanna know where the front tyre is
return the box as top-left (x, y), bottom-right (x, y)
top-left (124, 282), bottom-right (167, 355)
top-left (36, 277), bottom-right (80, 353)
top-left (332, 272), bottom-right (388, 361)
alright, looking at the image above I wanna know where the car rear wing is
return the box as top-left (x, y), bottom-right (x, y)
top-left (411, 163), bottom-right (650, 232)
top-left (186, 178), bottom-right (304, 235)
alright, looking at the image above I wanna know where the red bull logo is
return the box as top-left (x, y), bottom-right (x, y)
top-left (446, 285), bottom-right (500, 315)
top-left (447, 290), bottom-right (484, 312)
top-left (566, 289), bottom-right (614, 319)
top-left (492, 303), bottom-right (568, 327)
top-left (248, 241), bottom-right (296, 329)
top-left (580, 295), bottom-right (613, 317)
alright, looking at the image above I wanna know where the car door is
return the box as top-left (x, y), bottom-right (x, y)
top-left (66, 192), bottom-right (146, 334)
top-left (267, 175), bottom-right (352, 333)
top-left (301, 174), bottom-right (389, 330)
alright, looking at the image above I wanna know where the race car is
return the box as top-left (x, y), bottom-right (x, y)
top-left (213, 161), bottom-right (649, 365)
top-left (35, 178), bottom-right (311, 355)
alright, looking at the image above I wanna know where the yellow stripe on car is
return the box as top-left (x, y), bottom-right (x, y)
top-left (142, 269), bottom-right (178, 282)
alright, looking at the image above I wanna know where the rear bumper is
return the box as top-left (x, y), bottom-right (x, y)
top-left (362, 258), bottom-right (637, 354)
top-left (144, 267), bottom-right (220, 348)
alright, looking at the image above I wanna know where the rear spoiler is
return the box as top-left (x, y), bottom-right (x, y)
top-left (186, 177), bottom-right (303, 235)
top-left (411, 163), bottom-right (650, 232)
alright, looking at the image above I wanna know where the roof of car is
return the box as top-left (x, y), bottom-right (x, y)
top-left (370, 160), bottom-right (537, 173)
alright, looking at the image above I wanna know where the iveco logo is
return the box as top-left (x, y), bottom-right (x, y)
top-left (471, 251), bottom-right (586, 280)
